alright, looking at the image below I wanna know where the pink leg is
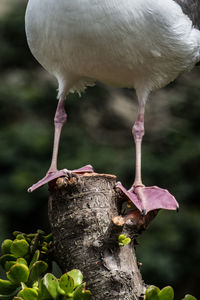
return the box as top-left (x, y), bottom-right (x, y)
top-left (131, 105), bottom-right (147, 214)
top-left (132, 105), bottom-right (145, 187)
top-left (28, 95), bottom-right (94, 192)
top-left (116, 104), bottom-right (179, 215)
top-left (48, 95), bottom-right (67, 173)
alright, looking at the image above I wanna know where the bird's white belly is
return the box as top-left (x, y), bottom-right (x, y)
top-left (25, 0), bottom-right (200, 94)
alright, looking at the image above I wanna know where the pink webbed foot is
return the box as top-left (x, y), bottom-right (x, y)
top-left (28, 165), bottom-right (94, 192)
top-left (116, 182), bottom-right (179, 215)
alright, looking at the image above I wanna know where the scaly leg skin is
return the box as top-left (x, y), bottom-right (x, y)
top-left (28, 95), bottom-right (94, 192)
top-left (116, 104), bottom-right (179, 215)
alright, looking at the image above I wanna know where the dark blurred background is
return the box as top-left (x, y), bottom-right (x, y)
top-left (0, 1), bottom-right (200, 298)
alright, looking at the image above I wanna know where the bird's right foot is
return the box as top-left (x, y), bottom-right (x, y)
top-left (115, 182), bottom-right (179, 215)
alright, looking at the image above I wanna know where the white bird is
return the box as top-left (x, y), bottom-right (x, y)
top-left (25, 0), bottom-right (200, 214)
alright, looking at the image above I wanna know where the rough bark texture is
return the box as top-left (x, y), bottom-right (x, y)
top-left (48, 173), bottom-right (156, 300)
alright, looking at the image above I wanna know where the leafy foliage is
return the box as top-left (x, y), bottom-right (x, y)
top-left (0, 231), bottom-right (91, 300)
top-left (144, 285), bottom-right (196, 300)
top-left (118, 234), bottom-right (131, 246)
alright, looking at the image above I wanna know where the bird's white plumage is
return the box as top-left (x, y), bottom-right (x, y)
top-left (25, 0), bottom-right (200, 102)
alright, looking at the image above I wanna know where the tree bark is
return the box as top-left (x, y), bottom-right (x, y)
top-left (48, 173), bottom-right (156, 299)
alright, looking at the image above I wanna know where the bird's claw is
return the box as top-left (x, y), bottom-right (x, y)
top-left (64, 169), bottom-right (73, 179)
top-left (141, 209), bottom-right (146, 216)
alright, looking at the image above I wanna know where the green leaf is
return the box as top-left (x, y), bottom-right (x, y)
top-left (0, 279), bottom-right (18, 295)
top-left (13, 298), bottom-right (24, 300)
top-left (13, 232), bottom-right (22, 237)
top-left (59, 273), bottom-right (74, 294)
top-left (43, 233), bottom-right (53, 242)
top-left (26, 234), bottom-right (37, 239)
top-left (67, 270), bottom-right (83, 288)
top-left (182, 295), bottom-right (197, 300)
top-left (16, 235), bottom-right (26, 240)
top-left (29, 250), bottom-right (40, 269)
top-left (18, 288), bottom-right (38, 300)
top-left (1, 240), bottom-right (13, 254)
top-left (118, 235), bottom-right (131, 246)
top-left (7, 263), bottom-right (29, 284)
top-left (30, 237), bottom-right (40, 255)
top-left (122, 238), bottom-right (131, 245)
top-left (37, 230), bottom-right (45, 235)
top-left (118, 235), bottom-right (127, 242)
top-left (118, 242), bottom-right (124, 247)
top-left (158, 286), bottom-right (174, 300)
top-left (17, 258), bottom-right (28, 266)
top-left (43, 273), bottom-right (65, 299)
top-left (73, 283), bottom-right (92, 300)
top-left (4, 261), bottom-right (16, 272)
top-left (57, 284), bottom-right (66, 296)
top-left (28, 261), bottom-right (48, 284)
top-left (41, 246), bottom-right (48, 253)
top-left (0, 254), bottom-right (17, 270)
top-left (74, 290), bottom-right (92, 300)
top-left (10, 240), bottom-right (29, 258)
top-left (21, 282), bottom-right (28, 289)
top-left (145, 285), bottom-right (160, 300)
top-left (38, 279), bottom-right (51, 299)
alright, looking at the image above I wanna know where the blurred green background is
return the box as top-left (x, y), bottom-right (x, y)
top-left (0, 1), bottom-right (200, 298)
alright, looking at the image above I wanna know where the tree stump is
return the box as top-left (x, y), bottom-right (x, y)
top-left (48, 173), bottom-right (156, 299)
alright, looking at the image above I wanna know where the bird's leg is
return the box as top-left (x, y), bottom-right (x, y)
top-left (131, 105), bottom-right (147, 214)
top-left (116, 103), bottom-right (179, 215)
top-left (48, 95), bottom-right (67, 174)
top-left (129, 104), bottom-right (150, 215)
top-left (132, 104), bottom-right (145, 188)
top-left (28, 95), bottom-right (93, 192)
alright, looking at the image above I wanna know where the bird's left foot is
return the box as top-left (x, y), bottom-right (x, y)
top-left (28, 165), bottom-right (94, 192)
top-left (115, 182), bottom-right (179, 215)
